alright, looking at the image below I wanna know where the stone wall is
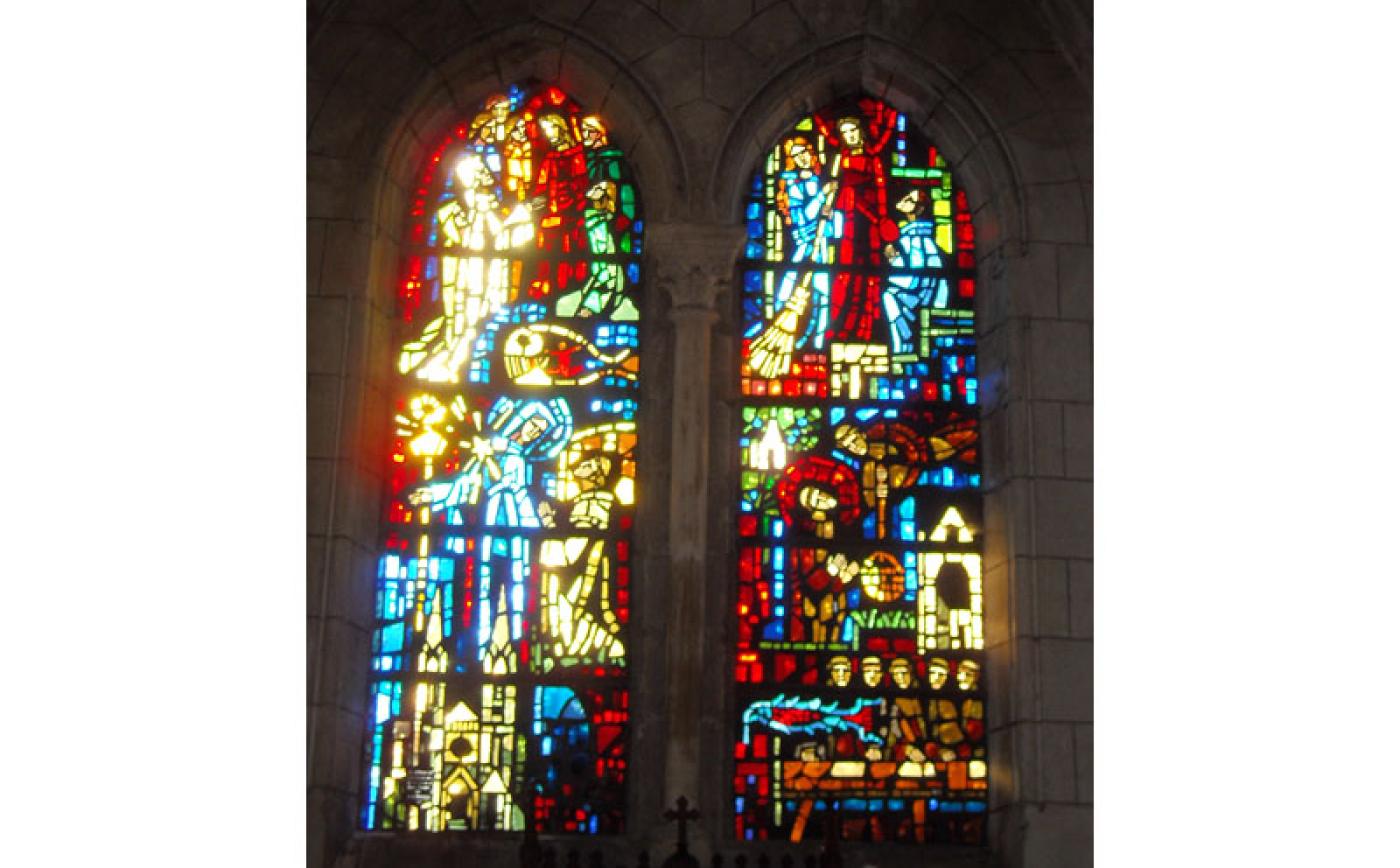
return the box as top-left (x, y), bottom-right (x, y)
top-left (308, 2), bottom-right (1092, 866)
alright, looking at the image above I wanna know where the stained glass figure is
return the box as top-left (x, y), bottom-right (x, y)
top-left (364, 84), bottom-right (641, 834)
top-left (735, 97), bottom-right (985, 845)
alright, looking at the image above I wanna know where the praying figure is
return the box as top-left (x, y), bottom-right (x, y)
top-left (883, 188), bottom-right (950, 358)
top-left (537, 431), bottom-right (634, 667)
top-left (399, 153), bottom-right (537, 383)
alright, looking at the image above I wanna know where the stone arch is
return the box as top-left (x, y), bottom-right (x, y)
top-left (713, 86), bottom-right (999, 852)
top-left (701, 34), bottom-right (1072, 862)
top-left (308, 20), bottom-right (688, 867)
top-left (709, 34), bottom-right (1028, 257)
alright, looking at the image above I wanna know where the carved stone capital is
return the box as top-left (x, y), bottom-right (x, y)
top-left (646, 222), bottom-right (747, 313)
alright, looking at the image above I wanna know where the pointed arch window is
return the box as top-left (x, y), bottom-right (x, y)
top-left (733, 96), bottom-right (986, 844)
top-left (363, 84), bottom-right (642, 834)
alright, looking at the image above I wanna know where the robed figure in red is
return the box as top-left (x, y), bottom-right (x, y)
top-left (814, 101), bottom-right (900, 342)
top-left (528, 110), bottom-right (592, 300)
top-left (534, 112), bottom-right (591, 254)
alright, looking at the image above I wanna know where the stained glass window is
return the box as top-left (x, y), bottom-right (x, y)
top-left (363, 84), bottom-right (641, 834)
top-left (733, 97), bottom-right (985, 845)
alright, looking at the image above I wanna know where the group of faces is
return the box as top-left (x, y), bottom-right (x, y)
top-left (825, 655), bottom-right (980, 691)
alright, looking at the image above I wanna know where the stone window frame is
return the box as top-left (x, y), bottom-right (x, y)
top-left (310, 20), bottom-right (1085, 868)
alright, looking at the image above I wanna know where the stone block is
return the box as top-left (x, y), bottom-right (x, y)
top-left (1033, 478), bottom-right (1092, 559)
top-left (467, 0), bottom-right (535, 28)
top-left (307, 786), bottom-right (357, 868)
top-left (358, 305), bottom-right (397, 392)
top-left (393, 0), bottom-right (495, 63)
top-left (1029, 318), bottom-right (1092, 402)
top-left (658, 0), bottom-right (750, 36)
top-left (925, 98), bottom-right (990, 171)
top-left (911, 8), bottom-right (1005, 82)
top-left (986, 478), bottom-right (1032, 564)
top-left (308, 79), bottom-right (390, 161)
top-left (1015, 803), bottom-right (1093, 868)
top-left (957, 54), bottom-right (1045, 127)
top-left (308, 373), bottom-right (343, 460)
top-left (1002, 241), bottom-right (1060, 320)
top-left (308, 155), bottom-right (370, 224)
top-left (947, 0), bottom-right (1058, 52)
top-left (704, 39), bottom-right (762, 110)
top-left (308, 296), bottom-right (349, 376)
top-left (986, 725), bottom-right (1016, 809)
top-left (734, 3), bottom-right (809, 75)
top-left (1011, 637), bottom-right (1039, 722)
top-left (316, 220), bottom-right (375, 299)
top-left (1057, 243), bottom-right (1092, 322)
top-left (346, 376), bottom-right (395, 465)
top-left (1068, 558), bottom-right (1093, 638)
top-left (790, 0), bottom-right (867, 37)
top-left (669, 100), bottom-right (733, 199)
top-left (975, 183), bottom-right (1025, 254)
top-left (1003, 112), bottom-right (1079, 187)
top-left (491, 30), bottom-right (568, 85)
top-left (308, 458), bottom-right (335, 538)
top-left (327, 705), bottom-right (370, 794)
top-left (1008, 50), bottom-right (1091, 113)
top-left (307, 531), bottom-right (327, 615)
top-left (528, 0), bottom-right (594, 23)
top-left (308, 20), bottom-right (375, 84)
top-left (309, 535), bottom-right (379, 626)
top-left (976, 320), bottom-right (1017, 406)
top-left (1038, 637), bottom-right (1092, 721)
top-left (581, 0), bottom-right (676, 62)
top-left (1069, 135), bottom-right (1093, 182)
top-left (335, 458), bottom-right (387, 552)
top-left (981, 404), bottom-right (1014, 489)
top-left (982, 557), bottom-right (1011, 649)
top-left (1037, 721), bottom-right (1079, 802)
top-left (1075, 722), bottom-right (1093, 802)
top-left (866, 0), bottom-right (937, 51)
top-left (637, 37), bottom-right (703, 107)
top-left (1025, 181), bottom-right (1089, 244)
top-left (308, 219), bottom-right (327, 292)
top-left (981, 486), bottom-right (1014, 571)
top-left (1032, 400), bottom-right (1065, 477)
top-left (374, 111), bottom-right (429, 190)
top-left (1030, 556), bottom-right (1071, 637)
top-left (1008, 722), bottom-right (1042, 801)
top-left (1082, 181), bottom-right (1093, 243)
top-left (308, 614), bottom-right (372, 713)
top-left (1063, 400), bottom-right (1091, 478)
top-left (308, 74), bottom-right (332, 140)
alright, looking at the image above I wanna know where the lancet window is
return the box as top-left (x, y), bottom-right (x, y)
top-left (363, 84), bottom-right (642, 834)
top-left (733, 96), bottom-right (986, 845)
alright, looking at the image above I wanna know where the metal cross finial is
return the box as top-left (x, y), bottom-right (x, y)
top-left (663, 796), bottom-right (701, 854)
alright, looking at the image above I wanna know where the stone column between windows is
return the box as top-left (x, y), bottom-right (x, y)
top-left (648, 223), bottom-right (745, 817)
